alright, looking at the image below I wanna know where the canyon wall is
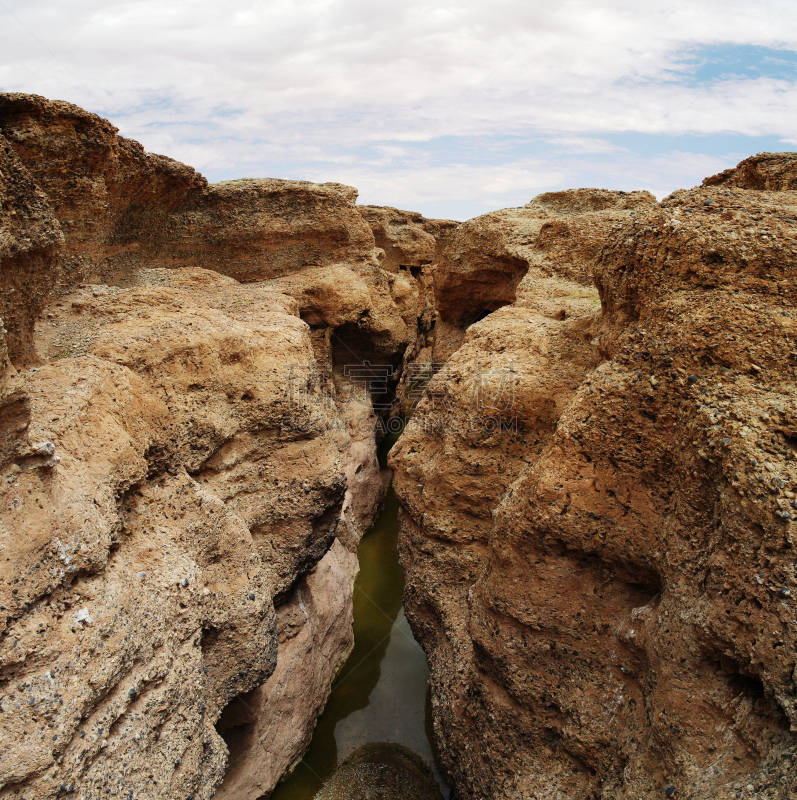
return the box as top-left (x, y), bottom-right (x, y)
top-left (4, 91), bottom-right (796, 800)
top-left (0, 95), bottom-right (453, 800)
top-left (391, 172), bottom-right (797, 800)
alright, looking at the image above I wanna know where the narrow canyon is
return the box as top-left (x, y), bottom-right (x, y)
top-left (0, 94), bottom-right (795, 800)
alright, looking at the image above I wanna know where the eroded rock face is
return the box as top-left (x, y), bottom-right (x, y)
top-left (391, 180), bottom-right (797, 799)
top-left (703, 152), bottom-right (797, 191)
top-left (0, 94), bottom-right (401, 800)
top-left (135, 179), bottom-right (377, 283)
top-left (0, 267), bottom-right (385, 800)
top-left (215, 539), bottom-right (359, 800)
top-left (431, 189), bottom-right (655, 361)
top-left (0, 94), bottom-right (377, 290)
top-left (355, 207), bottom-right (459, 412)
top-left (0, 132), bottom-right (64, 366)
top-left (0, 93), bottom-right (206, 291)
top-left (356, 206), bottom-right (458, 274)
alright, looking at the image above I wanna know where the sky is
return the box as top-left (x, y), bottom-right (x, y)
top-left (1, 0), bottom-right (796, 220)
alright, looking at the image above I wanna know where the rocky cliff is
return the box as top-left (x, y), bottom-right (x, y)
top-left (391, 175), bottom-right (797, 800)
top-left (3, 92), bottom-right (796, 800)
top-left (0, 95), bottom-right (452, 800)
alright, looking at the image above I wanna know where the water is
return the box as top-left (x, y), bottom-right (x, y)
top-left (268, 432), bottom-right (450, 800)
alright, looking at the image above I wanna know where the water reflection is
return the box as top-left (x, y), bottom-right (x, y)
top-left (268, 437), bottom-right (449, 800)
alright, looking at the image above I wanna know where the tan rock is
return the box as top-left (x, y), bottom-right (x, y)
top-left (356, 205), bottom-right (458, 274)
top-left (392, 179), bottom-right (797, 800)
top-left (1, 94), bottom-right (375, 291)
top-left (431, 188), bottom-right (655, 361)
top-left (313, 743), bottom-right (444, 800)
top-left (0, 95), bottom-right (399, 800)
top-left (215, 539), bottom-right (358, 800)
top-left (0, 267), bottom-right (384, 800)
top-left (136, 178), bottom-right (377, 283)
top-left (0, 92), bottom-right (206, 290)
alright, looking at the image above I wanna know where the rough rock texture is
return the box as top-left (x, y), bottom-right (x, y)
top-left (356, 205), bottom-right (458, 274)
top-left (313, 743), bottom-right (444, 800)
top-left (355, 207), bottom-right (458, 414)
top-left (0, 132), bottom-right (64, 366)
top-left (7, 91), bottom-right (797, 800)
top-left (431, 189), bottom-right (655, 361)
top-left (391, 180), bottom-right (797, 799)
top-left (703, 152), bottom-right (797, 191)
top-left (215, 539), bottom-right (358, 799)
top-left (0, 95), bottom-right (406, 800)
top-left (268, 263), bottom-right (412, 371)
top-left (0, 267), bottom-right (385, 800)
top-left (132, 178), bottom-right (377, 283)
top-left (0, 93), bottom-right (206, 292)
top-left (0, 94), bottom-right (378, 291)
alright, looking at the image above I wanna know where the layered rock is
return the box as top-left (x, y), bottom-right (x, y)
top-left (0, 93), bottom-right (206, 293)
top-left (356, 205), bottom-right (458, 275)
top-left (131, 178), bottom-right (377, 284)
top-left (431, 188), bottom-right (655, 361)
top-left (0, 94), bottom-right (379, 289)
top-left (355, 207), bottom-right (459, 414)
top-left (6, 90), bottom-right (797, 800)
top-left (391, 178), bottom-right (797, 799)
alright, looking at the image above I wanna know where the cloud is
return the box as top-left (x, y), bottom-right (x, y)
top-left (1, 0), bottom-right (795, 217)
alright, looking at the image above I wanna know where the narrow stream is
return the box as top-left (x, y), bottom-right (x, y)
top-left (269, 430), bottom-right (450, 800)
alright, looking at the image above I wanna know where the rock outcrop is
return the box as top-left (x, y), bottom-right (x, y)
top-left (0, 94), bottom-right (206, 295)
top-left (0, 94), bottom-right (380, 287)
top-left (356, 205), bottom-right (458, 275)
top-left (391, 177), bottom-right (797, 799)
top-left (0, 95), bottom-right (422, 800)
top-left (129, 178), bottom-right (377, 284)
top-left (703, 152), bottom-right (797, 191)
top-left (5, 90), bottom-right (797, 800)
top-left (0, 266), bottom-right (385, 800)
top-left (355, 206), bottom-right (459, 416)
top-left (0, 133), bottom-right (64, 366)
top-left (313, 743), bottom-right (444, 800)
top-left (431, 188), bottom-right (656, 361)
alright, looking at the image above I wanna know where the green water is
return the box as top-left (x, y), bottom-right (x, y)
top-left (268, 430), bottom-right (449, 800)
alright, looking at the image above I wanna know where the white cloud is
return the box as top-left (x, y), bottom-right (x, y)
top-left (0, 0), bottom-right (796, 217)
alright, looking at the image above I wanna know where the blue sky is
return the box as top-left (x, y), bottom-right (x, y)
top-left (1, 1), bottom-right (796, 220)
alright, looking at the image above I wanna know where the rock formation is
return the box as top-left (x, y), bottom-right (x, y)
top-left (0, 132), bottom-right (64, 366)
top-left (312, 743), bottom-right (443, 800)
top-left (0, 95), bottom-right (454, 800)
top-left (356, 205), bottom-right (458, 275)
top-left (391, 176), bottom-right (797, 799)
top-left (430, 188), bottom-right (655, 361)
top-left (3, 90), bottom-right (796, 800)
top-left (703, 152), bottom-right (797, 191)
